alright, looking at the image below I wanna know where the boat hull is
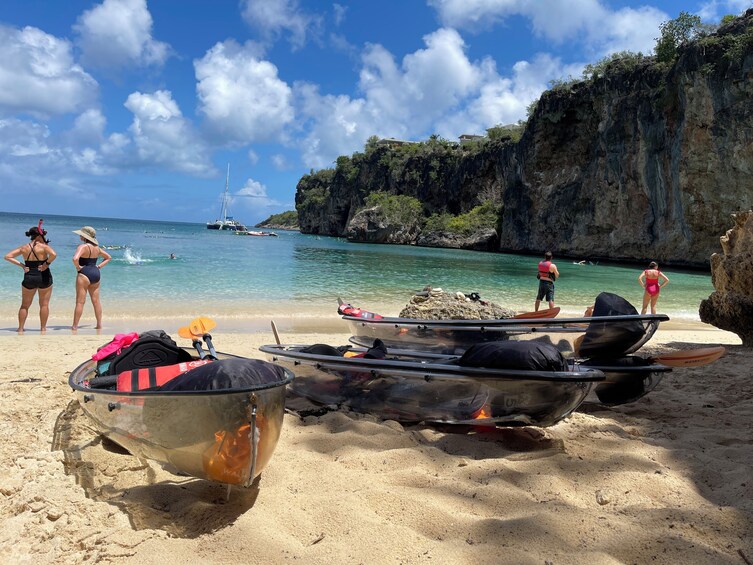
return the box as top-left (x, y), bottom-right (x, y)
top-left (345, 314), bottom-right (667, 358)
top-left (260, 344), bottom-right (604, 428)
top-left (69, 352), bottom-right (293, 487)
top-left (583, 358), bottom-right (672, 405)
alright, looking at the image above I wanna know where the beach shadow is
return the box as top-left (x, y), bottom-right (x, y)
top-left (290, 403), bottom-right (565, 459)
top-left (52, 399), bottom-right (260, 538)
top-left (588, 344), bottom-right (753, 515)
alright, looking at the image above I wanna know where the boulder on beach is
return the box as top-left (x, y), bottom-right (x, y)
top-left (399, 287), bottom-right (516, 320)
top-left (700, 210), bottom-right (753, 346)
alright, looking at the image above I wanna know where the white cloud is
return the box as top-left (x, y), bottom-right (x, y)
top-left (70, 109), bottom-right (107, 145)
top-left (438, 53), bottom-right (582, 137)
top-left (0, 117), bottom-right (108, 194)
top-left (124, 90), bottom-right (213, 175)
top-left (295, 24), bottom-right (592, 169)
top-left (296, 28), bottom-right (486, 168)
top-left (231, 177), bottom-right (288, 213)
top-left (0, 25), bottom-right (98, 117)
top-left (195, 40), bottom-right (294, 144)
top-left (428, 0), bottom-right (667, 55)
top-left (240, 0), bottom-right (323, 50)
top-left (698, 0), bottom-right (753, 21)
top-left (333, 4), bottom-right (348, 26)
top-left (74, 0), bottom-right (170, 70)
top-left (247, 149), bottom-right (260, 165)
top-left (271, 154), bottom-right (288, 169)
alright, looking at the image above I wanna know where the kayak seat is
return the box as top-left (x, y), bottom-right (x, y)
top-left (107, 337), bottom-right (193, 375)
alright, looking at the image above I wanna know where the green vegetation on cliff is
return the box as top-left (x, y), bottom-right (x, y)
top-left (424, 201), bottom-right (500, 236)
top-left (363, 192), bottom-right (423, 225)
top-left (257, 210), bottom-right (298, 229)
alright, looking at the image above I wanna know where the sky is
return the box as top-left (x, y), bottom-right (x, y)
top-left (1, 0), bottom-right (750, 225)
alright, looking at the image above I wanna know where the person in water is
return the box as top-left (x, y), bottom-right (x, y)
top-left (535, 251), bottom-right (560, 311)
top-left (638, 261), bottom-right (669, 314)
top-left (4, 224), bottom-right (57, 333)
top-left (72, 226), bottom-right (112, 330)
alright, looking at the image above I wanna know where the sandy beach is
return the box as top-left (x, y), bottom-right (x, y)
top-left (0, 320), bottom-right (750, 564)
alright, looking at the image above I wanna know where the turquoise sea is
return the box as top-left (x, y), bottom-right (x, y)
top-left (0, 211), bottom-right (715, 333)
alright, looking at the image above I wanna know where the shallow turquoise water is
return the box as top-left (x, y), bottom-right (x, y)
top-left (0, 211), bottom-right (714, 327)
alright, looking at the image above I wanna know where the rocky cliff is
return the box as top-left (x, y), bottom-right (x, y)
top-left (295, 12), bottom-right (753, 267)
top-left (699, 210), bottom-right (753, 345)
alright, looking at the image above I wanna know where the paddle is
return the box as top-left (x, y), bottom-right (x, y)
top-left (178, 326), bottom-right (207, 359)
top-left (271, 320), bottom-right (281, 345)
top-left (652, 346), bottom-right (726, 368)
top-left (573, 336), bottom-right (726, 368)
top-left (513, 307), bottom-right (560, 319)
top-left (189, 316), bottom-right (216, 337)
top-left (187, 316), bottom-right (218, 359)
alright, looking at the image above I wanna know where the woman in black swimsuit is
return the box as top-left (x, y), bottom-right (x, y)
top-left (72, 226), bottom-right (112, 331)
top-left (4, 224), bottom-right (57, 333)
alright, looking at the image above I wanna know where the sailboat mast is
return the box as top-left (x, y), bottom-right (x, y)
top-left (221, 163), bottom-right (230, 222)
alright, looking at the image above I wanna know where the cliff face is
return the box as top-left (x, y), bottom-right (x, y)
top-left (295, 12), bottom-right (753, 267)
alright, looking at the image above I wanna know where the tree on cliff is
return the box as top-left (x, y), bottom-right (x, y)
top-left (655, 11), bottom-right (703, 62)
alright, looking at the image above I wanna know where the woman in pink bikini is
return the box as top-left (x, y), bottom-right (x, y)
top-left (638, 261), bottom-right (669, 314)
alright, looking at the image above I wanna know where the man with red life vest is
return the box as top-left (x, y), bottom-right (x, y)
top-left (535, 251), bottom-right (560, 311)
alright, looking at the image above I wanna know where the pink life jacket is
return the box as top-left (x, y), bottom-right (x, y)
top-left (92, 332), bottom-right (140, 361)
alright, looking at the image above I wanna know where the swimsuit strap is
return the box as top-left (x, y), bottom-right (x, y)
top-left (25, 242), bottom-right (41, 261)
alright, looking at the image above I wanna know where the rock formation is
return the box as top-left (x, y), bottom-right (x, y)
top-left (345, 207), bottom-right (421, 244)
top-left (699, 210), bottom-right (753, 346)
top-left (295, 11), bottom-right (753, 267)
top-left (399, 289), bottom-right (516, 320)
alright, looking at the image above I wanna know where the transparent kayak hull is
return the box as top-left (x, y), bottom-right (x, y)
top-left (345, 313), bottom-right (668, 358)
top-left (260, 344), bottom-right (604, 428)
top-left (69, 351), bottom-right (293, 487)
top-left (583, 359), bottom-right (672, 406)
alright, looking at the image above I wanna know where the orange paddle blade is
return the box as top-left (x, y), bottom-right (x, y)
top-left (189, 316), bottom-right (216, 336)
top-left (178, 326), bottom-right (195, 340)
top-left (655, 346), bottom-right (726, 368)
top-left (513, 307), bottom-right (561, 319)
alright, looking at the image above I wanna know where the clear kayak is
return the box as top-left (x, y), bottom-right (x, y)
top-left (343, 292), bottom-right (669, 358)
top-left (260, 341), bottom-right (605, 428)
top-left (69, 349), bottom-right (293, 487)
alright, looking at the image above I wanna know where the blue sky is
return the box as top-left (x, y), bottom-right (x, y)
top-left (1, 0), bottom-right (750, 225)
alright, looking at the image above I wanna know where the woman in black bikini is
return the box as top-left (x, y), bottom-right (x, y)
top-left (72, 226), bottom-right (112, 331)
top-left (4, 223), bottom-right (57, 333)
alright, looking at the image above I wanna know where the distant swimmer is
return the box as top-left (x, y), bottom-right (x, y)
top-left (169, 253), bottom-right (176, 260)
top-left (574, 260), bottom-right (586, 265)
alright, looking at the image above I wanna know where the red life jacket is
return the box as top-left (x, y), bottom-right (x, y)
top-left (538, 260), bottom-right (552, 280)
top-left (116, 359), bottom-right (212, 391)
top-left (337, 304), bottom-right (383, 320)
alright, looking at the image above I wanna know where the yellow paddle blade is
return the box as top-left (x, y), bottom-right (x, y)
top-left (189, 316), bottom-right (217, 336)
top-left (178, 326), bottom-right (195, 340)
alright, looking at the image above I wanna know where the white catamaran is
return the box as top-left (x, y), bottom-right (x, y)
top-left (206, 164), bottom-right (248, 231)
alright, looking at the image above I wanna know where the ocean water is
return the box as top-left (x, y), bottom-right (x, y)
top-left (0, 211), bottom-right (715, 331)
